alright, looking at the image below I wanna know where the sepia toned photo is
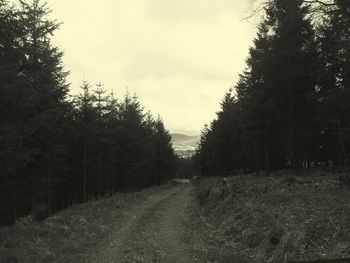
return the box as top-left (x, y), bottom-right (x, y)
top-left (0, 0), bottom-right (350, 262)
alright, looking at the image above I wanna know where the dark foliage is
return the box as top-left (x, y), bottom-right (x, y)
top-left (0, 0), bottom-right (175, 224)
top-left (196, 0), bottom-right (350, 176)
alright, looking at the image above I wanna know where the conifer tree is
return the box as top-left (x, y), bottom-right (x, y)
top-left (196, 0), bottom-right (321, 175)
top-left (318, 0), bottom-right (350, 166)
top-left (264, 0), bottom-right (319, 172)
top-left (0, 0), bottom-right (176, 224)
top-left (153, 116), bottom-right (175, 185)
top-left (72, 81), bottom-right (99, 202)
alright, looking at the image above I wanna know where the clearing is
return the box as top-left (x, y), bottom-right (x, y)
top-left (2, 170), bottom-right (350, 263)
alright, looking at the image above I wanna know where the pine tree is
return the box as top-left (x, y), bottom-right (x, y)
top-left (0, 0), bottom-right (177, 224)
top-left (103, 91), bottom-right (121, 193)
top-left (0, 0), bottom-right (70, 221)
top-left (72, 81), bottom-right (99, 202)
top-left (152, 116), bottom-right (175, 185)
top-left (93, 83), bottom-right (108, 197)
top-left (318, 0), bottom-right (350, 166)
top-left (0, 0), bottom-right (34, 177)
top-left (18, 0), bottom-right (69, 214)
top-left (263, 0), bottom-right (319, 172)
top-left (236, 21), bottom-right (277, 175)
top-left (196, 0), bottom-right (320, 176)
top-left (196, 90), bottom-right (242, 176)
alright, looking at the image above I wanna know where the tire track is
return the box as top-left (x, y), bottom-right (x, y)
top-left (90, 184), bottom-right (192, 263)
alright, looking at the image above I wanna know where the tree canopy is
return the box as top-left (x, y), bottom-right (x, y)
top-left (0, 0), bottom-right (176, 224)
top-left (196, 0), bottom-right (350, 176)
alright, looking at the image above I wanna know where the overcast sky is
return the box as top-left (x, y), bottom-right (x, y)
top-left (49, 0), bottom-right (259, 135)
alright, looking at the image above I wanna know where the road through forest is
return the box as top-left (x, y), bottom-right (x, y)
top-left (88, 184), bottom-right (209, 263)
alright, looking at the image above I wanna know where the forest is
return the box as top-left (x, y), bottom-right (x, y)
top-left (1, 0), bottom-right (350, 262)
top-left (0, 0), bottom-right (176, 224)
top-left (196, 0), bottom-right (350, 177)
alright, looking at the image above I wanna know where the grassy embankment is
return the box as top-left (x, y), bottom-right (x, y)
top-left (194, 170), bottom-right (350, 263)
top-left (0, 185), bottom-right (171, 263)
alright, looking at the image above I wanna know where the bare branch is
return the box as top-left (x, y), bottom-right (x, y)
top-left (303, 0), bottom-right (336, 7)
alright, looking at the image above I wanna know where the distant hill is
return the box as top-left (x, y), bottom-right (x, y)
top-left (171, 133), bottom-right (200, 157)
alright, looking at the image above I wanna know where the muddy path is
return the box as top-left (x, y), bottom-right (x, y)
top-left (89, 184), bottom-right (200, 263)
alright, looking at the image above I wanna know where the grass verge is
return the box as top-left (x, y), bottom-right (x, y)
top-left (0, 185), bottom-right (169, 263)
top-left (194, 170), bottom-right (350, 263)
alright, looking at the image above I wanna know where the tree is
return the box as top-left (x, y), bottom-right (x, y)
top-left (0, 0), bottom-right (176, 224)
top-left (196, 0), bottom-right (321, 176)
top-left (0, 0), bottom-right (70, 221)
top-left (196, 90), bottom-right (243, 176)
top-left (71, 81), bottom-right (99, 202)
top-left (152, 116), bottom-right (175, 185)
top-left (264, 0), bottom-right (319, 172)
top-left (236, 21), bottom-right (278, 175)
top-left (317, 0), bottom-right (350, 166)
top-left (0, 0), bottom-right (35, 178)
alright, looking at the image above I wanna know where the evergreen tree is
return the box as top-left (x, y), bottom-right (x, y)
top-left (153, 116), bottom-right (175, 185)
top-left (264, 0), bottom-right (319, 172)
top-left (71, 81), bottom-right (99, 202)
top-left (0, 0), bottom-right (34, 177)
top-left (0, 0), bottom-right (70, 221)
top-left (196, 0), bottom-right (321, 176)
top-left (196, 90), bottom-right (242, 176)
top-left (103, 91), bottom-right (122, 193)
top-left (318, 0), bottom-right (350, 166)
top-left (236, 21), bottom-right (278, 175)
top-left (0, 0), bottom-right (176, 224)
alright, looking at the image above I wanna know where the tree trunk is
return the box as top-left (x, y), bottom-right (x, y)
top-left (47, 151), bottom-right (51, 215)
top-left (264, 133), bottom-right (270, 176)
top-left (83, 143), bottom-right (87, 203)
top-left (255, 138), bottom-right (260, 177)
top-left (98, 153), bottom-right (102, 198)
top-left (336, 119), bottom-right (348, 167)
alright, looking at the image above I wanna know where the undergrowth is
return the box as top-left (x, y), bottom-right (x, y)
top-left (0, 186), bottom-right (167, 263)
top-left (194, 170), bottom-right (350, 263)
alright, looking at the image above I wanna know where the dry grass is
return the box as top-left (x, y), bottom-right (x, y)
top-left (194, 170), bottom-right (350, 263)
top-left (0, 185), bottom-right (170, 263)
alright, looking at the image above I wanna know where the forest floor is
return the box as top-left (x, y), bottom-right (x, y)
top-left (1, 182), bottom-right (245, 263)
top-left (195, 170), bottom-right (350, 263)
top-left (1, 170), bottom-right (350, 263)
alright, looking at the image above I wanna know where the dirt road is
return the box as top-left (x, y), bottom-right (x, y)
top-left (1, 182), bottom-right (251, 262)
top-left (89, 184), bottom-right (204, 263)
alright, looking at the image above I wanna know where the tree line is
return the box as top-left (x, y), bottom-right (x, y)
top-left (0, 0), bottom-right (175, 224)
top-left (196, 0), bottom-right (350, 176)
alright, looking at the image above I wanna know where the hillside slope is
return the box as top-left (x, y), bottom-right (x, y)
top-left (194, 171), bottom-right (350, 263)
top-left (171, 133), bottom-right (199, 151)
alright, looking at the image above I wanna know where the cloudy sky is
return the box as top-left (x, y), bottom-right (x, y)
top-left (49, 0), bottom-right (259, 135)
